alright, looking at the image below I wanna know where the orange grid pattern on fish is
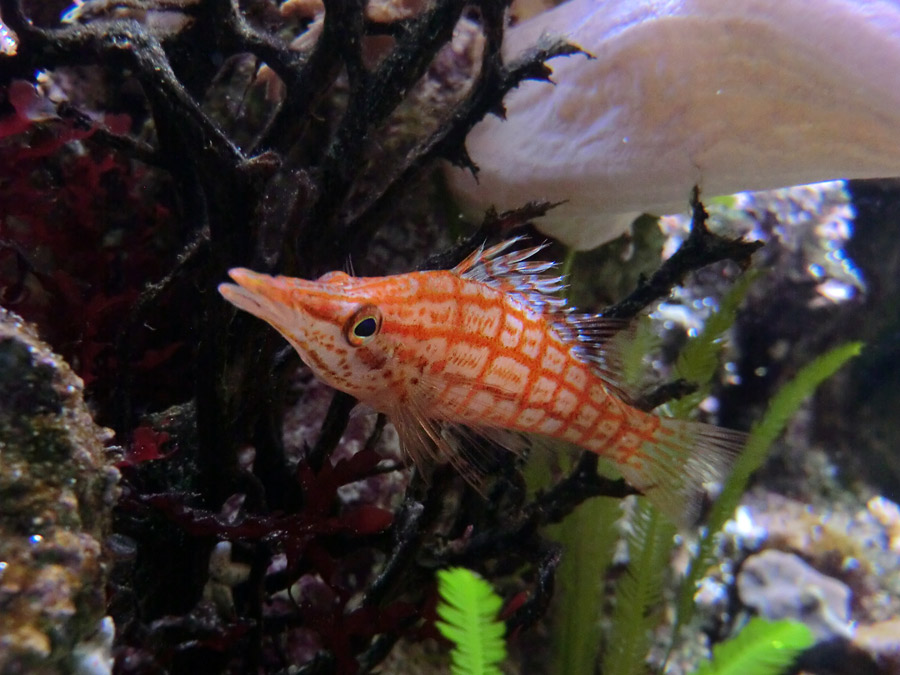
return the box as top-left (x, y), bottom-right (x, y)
top-left (218, 238), bottom-right (745, 525)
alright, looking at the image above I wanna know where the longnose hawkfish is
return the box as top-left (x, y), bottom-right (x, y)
top-left (218, 239), bottom-right (745, 525)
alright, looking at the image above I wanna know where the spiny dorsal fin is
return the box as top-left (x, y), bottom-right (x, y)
top-left (452, 237), bottom-right (568, 314)
top-left (557, 313), bottom-right (635, 402)
top-left (453, 238), bottom-right (636, 402)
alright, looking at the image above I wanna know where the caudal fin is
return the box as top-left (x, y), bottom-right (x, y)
top-left (614, 416), bottom-right (745, 527)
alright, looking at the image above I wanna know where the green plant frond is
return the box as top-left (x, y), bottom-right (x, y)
top-left (674, 342), bottom-right (863, 635)
top-left (723, 340), bottom-right (864, 496)
top-left (692, 618), bottom-right (815, 675)
top-left (668, 271), bottom-right (760, 417)
top-left (604, 499), bottom-right (676, 675)
top-left (435, 567), bottom-right (506, 675)
top-left (616, 315), bottom-right (662, 388)
top-left (708, 194), bottom-right (740, 210)
top-left (551, 496), bottom-right (620, 674)
top-left (675, 270), bottom-right (758, 384)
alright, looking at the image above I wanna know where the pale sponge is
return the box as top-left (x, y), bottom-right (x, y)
top-left (447, 0), bottom-right (900, 249)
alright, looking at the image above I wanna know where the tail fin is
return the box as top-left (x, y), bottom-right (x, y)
top-left (614, 415), bottom-right (745, 527)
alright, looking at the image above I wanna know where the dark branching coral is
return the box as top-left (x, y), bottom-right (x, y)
top-left (0, 1), bottom-right (760, 672)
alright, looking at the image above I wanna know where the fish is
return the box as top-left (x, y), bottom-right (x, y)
top-left (218, 239), bottom-right (744, 524)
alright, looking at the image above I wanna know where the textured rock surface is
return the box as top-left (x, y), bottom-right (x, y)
top-left (0, 308), bottom-right (119, 674)
top-left (737, 549), bottom-right (853, 640)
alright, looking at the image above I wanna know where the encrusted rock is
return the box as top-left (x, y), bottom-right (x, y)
top-left (737, 549), bottom-right (853, 640)
top-left (0, 308), bottom-right (119, 674)
top-left (853, 619), bottom-right (900, 671)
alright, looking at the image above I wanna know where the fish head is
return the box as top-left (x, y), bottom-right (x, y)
top-left (218, 268), bottom-right (414, 404)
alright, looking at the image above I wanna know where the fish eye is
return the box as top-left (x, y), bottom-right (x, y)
top-left (344, 305), bottom-right (382, 346)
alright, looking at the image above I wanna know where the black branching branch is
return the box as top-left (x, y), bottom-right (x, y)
top-left (506, 545), bottom-right (561, 633)
top-left (205, 0), bottom-right (309, 92)
top-left (411, 453), bottom-right (633, 571)
top-left (307, 0), bottom-right (472, 248)
top-left (55, 102), bottom-right (162, 165)
top-left (0, 7), bottom-right (245, 171)
top-left (633, 378), bottom-right (698, 412)
top-left (604, 187), bottom-right (763, 320)
top-left (305, 390), bottom-right (358, 473)
top-left (362, 500), bottom-right (428, 608)
top-left (254, 0), bottom-right (366, 153)
top-left (342, 33), bottom-right (586, 249)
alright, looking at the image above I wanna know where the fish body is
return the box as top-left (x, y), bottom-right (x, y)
top-left (219, 240), bottom-right (743, 523)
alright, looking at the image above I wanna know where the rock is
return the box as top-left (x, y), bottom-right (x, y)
top-left (737, 549), bottom-right (853, 641)
top-left (852, 619), bottom-right (900, 671)
top-left (0, 308), bottom-right (119, 674)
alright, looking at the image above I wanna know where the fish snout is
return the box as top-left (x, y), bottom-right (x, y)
top-left (226, 267), bottom-right (271, 290)
top-left (219, 268), bottom-right (342, 324)
top-left (218, 268), bottom-right (286, 319)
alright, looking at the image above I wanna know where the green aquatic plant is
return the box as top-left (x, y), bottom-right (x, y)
top-left (554, 270), bottom-right (858, 675)
top-left (692, 618), bottom-right (814, 675)
top-left (674, 341), bottom-right (864, 634)
top-left (549, 242), bottom-right (664, 675)
top-left (552, 267), bottom-right (755, 675)
top-left (601, 275), bottom-right (758, 675)
top-left (436, 567), bottom-right (507, 675)
top-left (619, 315), bottom-right (662, 389)
top-left (669, 270), bottom-right (760, 417)
top-left (551, 495), bottom-right (620, 674)
top-left (603, 498), bottom-right (677, 675)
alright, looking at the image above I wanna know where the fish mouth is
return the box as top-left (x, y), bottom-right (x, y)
top-left (218, 281), bottom-right (265, 316)
top-left (219, 268), bottom-right (349, 341)
top-left (218, 268), bottom-right (290, 328)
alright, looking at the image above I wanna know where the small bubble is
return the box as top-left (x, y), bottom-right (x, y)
top-left (842, 557), bottom-right (860, 572)
top-left (817, 279), bottom-right (855, 303)
top-left (29, 534), bottom-right (43, 545)
top-left (699, 396), bottom-right (720, 413)
top-left (754, 366), bottom-right (767, 377)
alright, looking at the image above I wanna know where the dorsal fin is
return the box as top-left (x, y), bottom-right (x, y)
top-left (452, 237), bottom-right (568, 314)
top-left (453, 238), bottom-right (635, 402)
top-left (556, 313), bottom-right (635, 402)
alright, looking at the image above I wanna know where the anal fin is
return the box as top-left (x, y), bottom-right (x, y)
top-left (390, 400), bottom-right (530, 495)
